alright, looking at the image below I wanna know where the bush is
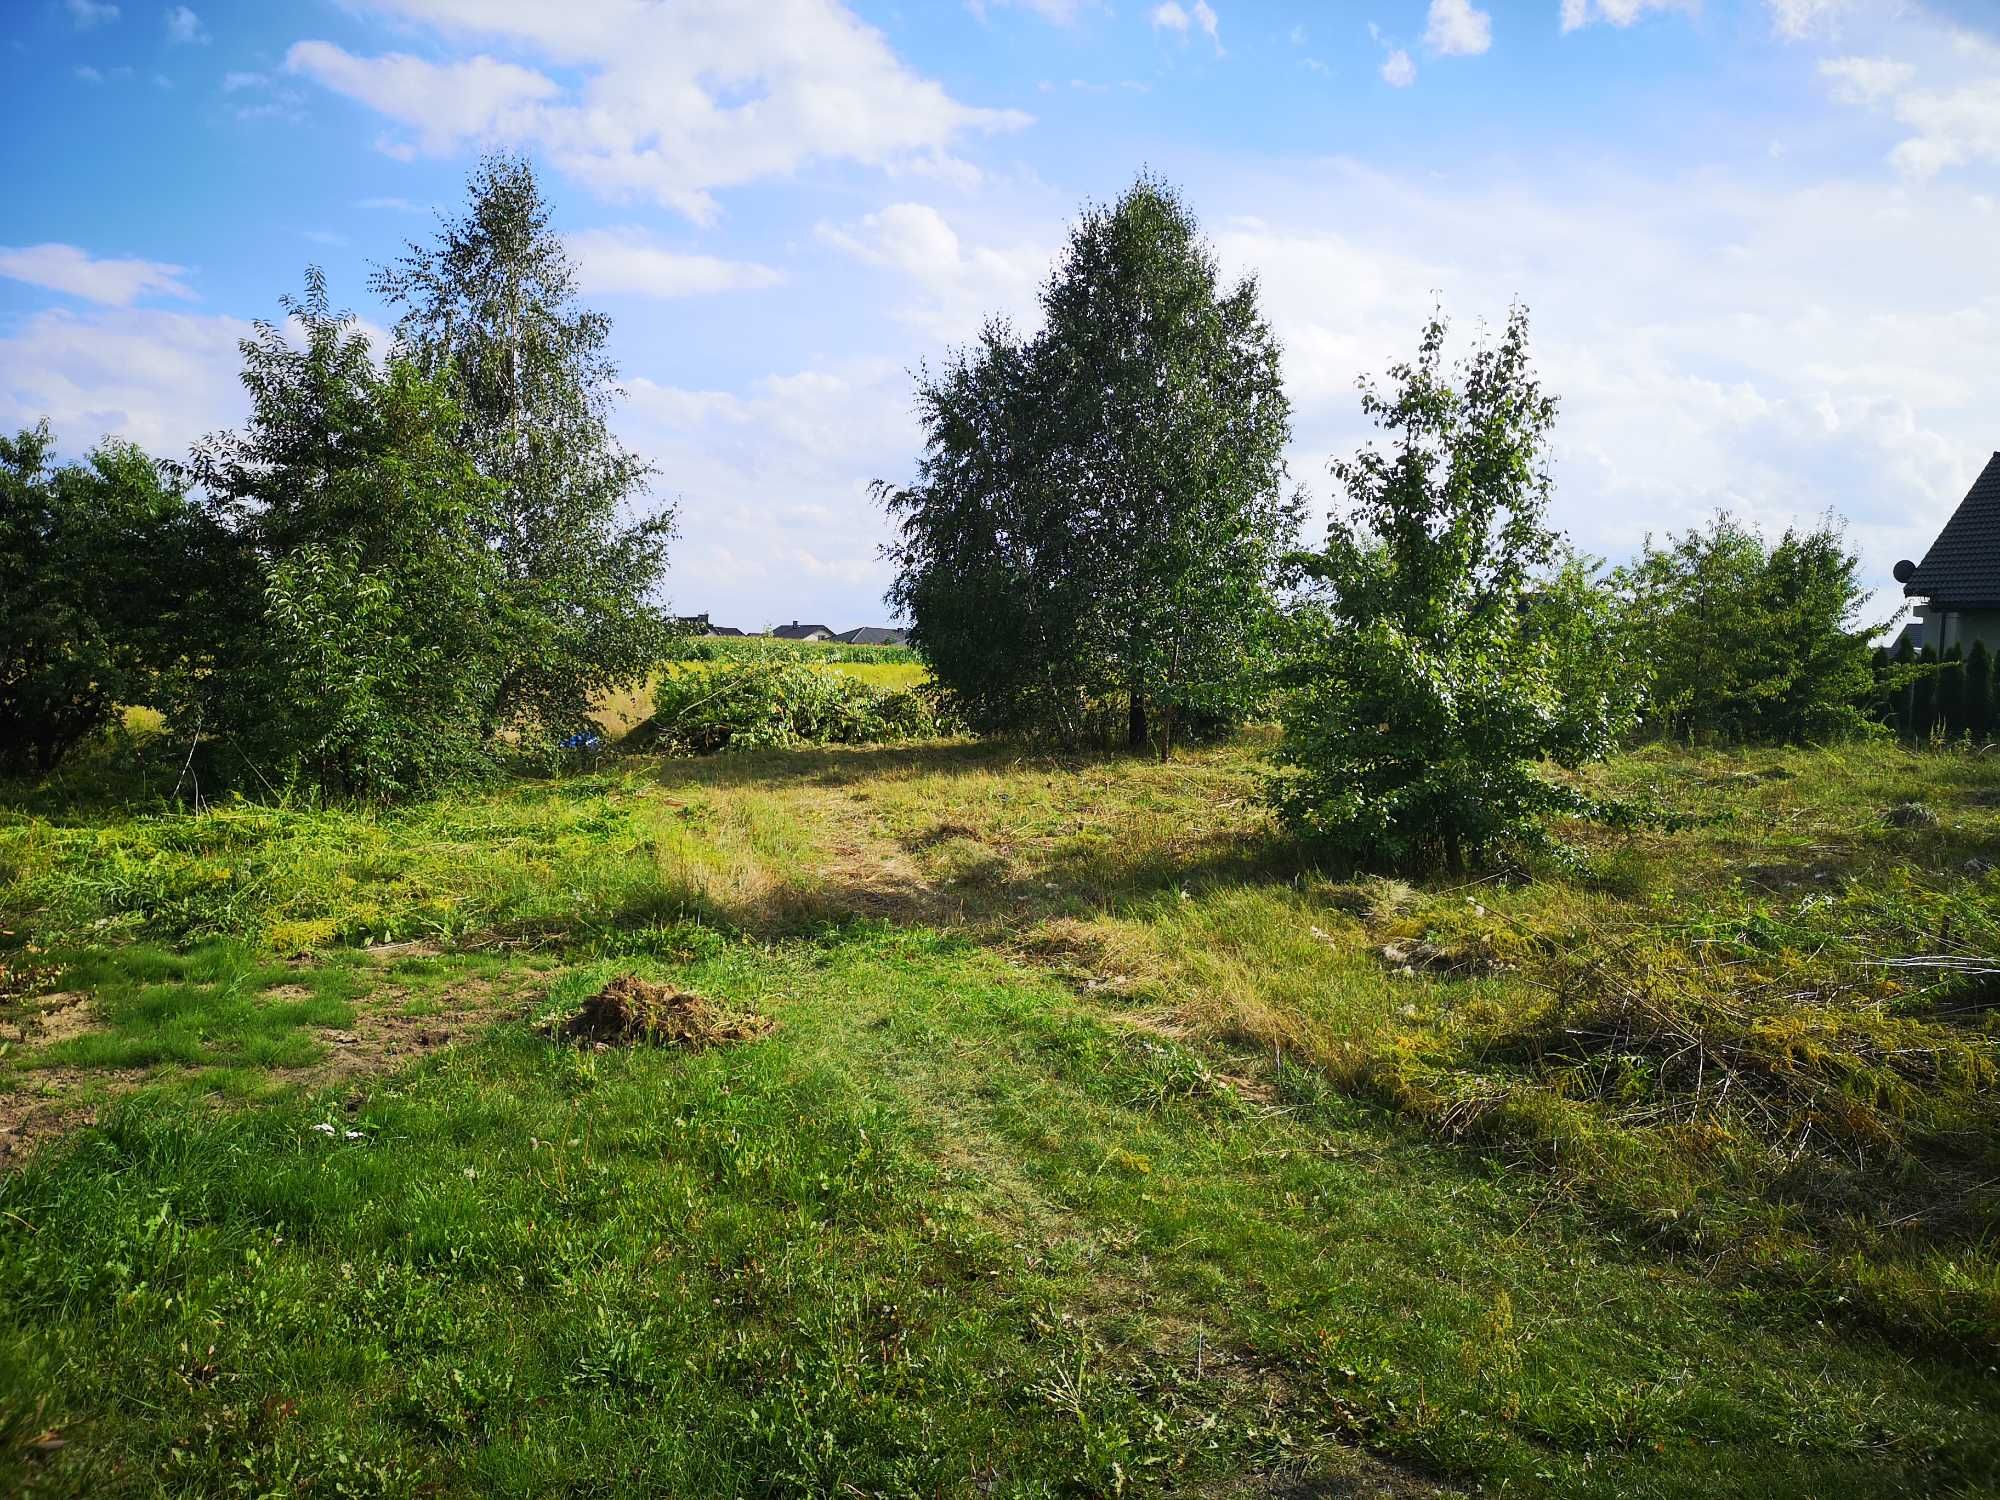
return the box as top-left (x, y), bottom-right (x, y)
top-left (1272, 306), bottom-right (1643, 872)
top-left (0, 425), bottom-right (221, 774)
top-left (1618, 514), bottom-right (1882, 745)
top-left (667, 637), bottom-right (919, 667)
top-left (650, 663), bottom-right (949, 754)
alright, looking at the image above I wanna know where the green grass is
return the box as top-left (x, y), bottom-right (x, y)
top-left (0, 733), bottom-right (1996, 1495)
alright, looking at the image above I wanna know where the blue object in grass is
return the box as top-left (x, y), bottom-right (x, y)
top-left (561, 732), bottom-right (603, 752)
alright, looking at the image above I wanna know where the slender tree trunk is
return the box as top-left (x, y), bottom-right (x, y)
top-left (1127, 687), bottom-right (1147, 753)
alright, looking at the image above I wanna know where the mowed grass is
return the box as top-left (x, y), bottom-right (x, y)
top-left (0, 732), bottom-right (1996, 1495)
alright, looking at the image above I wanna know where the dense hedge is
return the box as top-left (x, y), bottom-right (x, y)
top-left (650, 662), bottom-right (949, 753)
top-left (1876, 640), bottom-right (1995, 742)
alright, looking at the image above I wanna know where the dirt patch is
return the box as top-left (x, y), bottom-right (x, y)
top-left (0, 993), bottom-right (96, 1047)
top-left (307, 974), bottom-right (523, 1084)
top-left (548, 975), bottom-right (775, 1050)
top-left (0, 1067), bottom-right (147, 1163)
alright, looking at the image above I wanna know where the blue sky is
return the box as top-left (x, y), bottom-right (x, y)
top-left (3, 0), bottom-right (1996, 633)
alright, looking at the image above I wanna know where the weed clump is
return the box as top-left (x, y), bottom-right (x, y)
top-left (1885, 800), bottom-right (1938, 829)
top-left (550, 975), bottom-right (775, 1050)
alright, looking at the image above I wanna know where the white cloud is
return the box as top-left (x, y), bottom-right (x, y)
top-left (1887, 78), bottom-right (2000, 176)
top-left (971, 0), bottom-right (1089, 21)
top-left (0, 243), bottom-right (196, 306)
top-left (1202, 160), bottom-right (1997, 630)
top-left (1425, 0), bottom-right (1492, 56)
top-left (221, 71), bottom-right (269, 92)
top-left (353, 195), bottom-right (423, 212)
top-left (1382, 49), bottom-right (1416, 86)
top-left (66, 0), bottom-right (118, 28)
top-left (0, 307), bottom-right (250, 458)
top-left (1819, 47), bottom-right (2000, 178)
top-left (1820, 55), bottom-right (1916, 103)
top-left (1559, 0), bottom-right (1690, 31)
top-left (564, 228), bottom-right (783, 298)
top-left (284, 45), bottom-right (556, 155)
top-left (285, 1), bottom-right (1032, 224)
top-left (816, 202), bottom-right (1047, 340)
top-left (75, 66), bottom-right (103, 84)
top-left (1150, 1), bottom-right (1221, 50)
top-left (1768, 0), bottom-right (1851, 39)
top-left (621, 359), bottom-right (919, 628)
top-left (163, 5), bottom-right (205, 43)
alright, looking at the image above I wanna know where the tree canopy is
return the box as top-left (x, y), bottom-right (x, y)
top-left (373, 153), bottom-right (674, 741)
top-left (880, 175), bottom-right (1299, 755)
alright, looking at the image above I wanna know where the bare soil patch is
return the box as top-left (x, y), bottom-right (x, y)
top-left (0, 1066), bottom-right (146, 1163)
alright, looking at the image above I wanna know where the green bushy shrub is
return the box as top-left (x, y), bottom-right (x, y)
top-left (668, 637), bottom-right (919, 667)
top-left (650, 663), bottom-right (947, 754)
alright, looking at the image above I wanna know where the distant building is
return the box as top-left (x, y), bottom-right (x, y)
top-left (833, 626), bottom-right (909, 647)
top-left (770, 621), bottom-right (836, 641)
top-left (1896, 453), bottom-right (2000, 654)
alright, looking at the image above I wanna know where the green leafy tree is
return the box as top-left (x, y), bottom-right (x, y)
top-left (0, 424), bottom-right (218, 773)
top-left (184, 272), bottom-right (509, 799)
top-left (1617, 514), bottom-right (1881, 744)
top-left (881, 175), bottom-right (1299, 756)
top-left (1270, 306), bottom-right (1644, 872)
top-left (372, 153), bottom-right (673, 743)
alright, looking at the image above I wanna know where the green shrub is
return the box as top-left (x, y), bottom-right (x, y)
top-left (650, 663), bottom-right (948, 754)
top-left (1272, 307), bottom-right (1643, 871)
top-left (668, 637), bottom-right (919, 667)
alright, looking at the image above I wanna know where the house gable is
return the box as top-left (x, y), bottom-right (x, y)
top-left (1902, 452), bottom-right (2000, 610)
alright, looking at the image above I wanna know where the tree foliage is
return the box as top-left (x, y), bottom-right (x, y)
top-left (1617, 514), bottom-right (1882, 745)
top-left (1271, 307), bottom-right (1643, 872)
top-left (0, 424), bottom-right (218, 773)
top-left (879, 175), bottom-right (1299, 755)
top-left (183, 271), bottom-right (510, 799)
top-left (373, 153), bottom-right (674, 742)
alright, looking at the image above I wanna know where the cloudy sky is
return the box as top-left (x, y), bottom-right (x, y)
top-left (2, 0), bottom-right (1994, 633)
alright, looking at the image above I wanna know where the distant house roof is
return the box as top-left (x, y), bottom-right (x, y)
top-left (834, 627), bottom-right (908, 646)
top-left (1902, 453), bottom-right (2000, 609)
top-left (708, 625), bottom-right (745, 637)
top-left (770, 621), bottom-right (834, 640)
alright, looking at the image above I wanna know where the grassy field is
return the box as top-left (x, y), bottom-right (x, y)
top-left (0, 731), bottom-right (1996, 1496)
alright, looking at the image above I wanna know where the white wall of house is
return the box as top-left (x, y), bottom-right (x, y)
top-left (1911, 605), bottom-right (2000, 654)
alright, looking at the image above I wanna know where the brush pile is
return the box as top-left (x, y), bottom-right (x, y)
top-left (550, 975), bottom-right (775, 1050)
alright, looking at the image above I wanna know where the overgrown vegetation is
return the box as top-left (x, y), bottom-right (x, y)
top-left (649, 661), bottom-right (948, 754)
top-left (0, 426), bottom-right (224, 776)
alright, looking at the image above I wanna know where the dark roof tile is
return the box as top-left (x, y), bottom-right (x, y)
top-left (1906, 453), bottom-right (2000, 608)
